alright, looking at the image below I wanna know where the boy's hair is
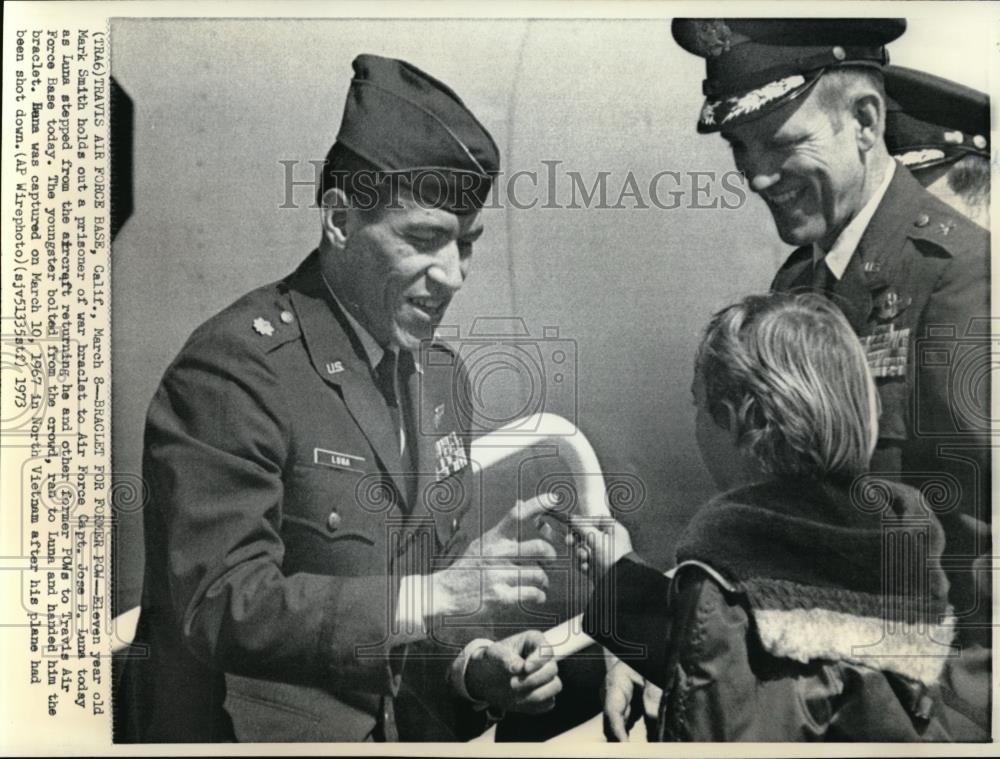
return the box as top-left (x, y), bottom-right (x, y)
top-left (695, 292), bottom-right (877, 482)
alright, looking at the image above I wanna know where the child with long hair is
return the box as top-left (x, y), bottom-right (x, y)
top-left (573, 292), bottom-right (983, 740)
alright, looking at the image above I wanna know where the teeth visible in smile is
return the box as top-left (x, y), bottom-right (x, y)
top-left (409, 297), bottom-right (441, 310)
top-left (768, 188), bottom-right (800, 206)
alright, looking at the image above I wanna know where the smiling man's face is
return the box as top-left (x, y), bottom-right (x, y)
top-left (721, 83), bottom-right (868, 250)
top-left (337, 190), bottom-right (483, 351)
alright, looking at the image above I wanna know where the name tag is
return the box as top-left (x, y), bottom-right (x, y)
top-left (314, 447), bottom-right (365, 471)
top-left (434, 432), bottom-right (469, 481)
top-left (860, 325), bottom-right (910, 378)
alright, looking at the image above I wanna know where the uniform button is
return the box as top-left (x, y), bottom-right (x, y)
top-left (280, 310), bottom-right (294, 324)
top-left (327, 511), bottom-right (342, 531)
top-left (831, 45), bottom-right (846, 61)
top-left (914, 213), bottom-right (930, 228)
top-left (451, 517), bottom-right (459, 533)
top-left (973, 134), bottom-right (987, 149)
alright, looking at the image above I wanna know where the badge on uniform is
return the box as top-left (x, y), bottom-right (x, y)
top-left (872, 288), bottom-right (911, 322)
top-left (434, 431), bottom-right (468, 481)
top-left (860, 324), bottom-right (910, 378)
top-left (253, 317), bottom-right (275, 337)
top-left (314, 447), bottom-right (365, 471)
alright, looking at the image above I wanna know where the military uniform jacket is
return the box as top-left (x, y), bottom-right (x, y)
top-left (120, 251), bottom-right (485, 742)
top-left (771, 166), bottom-right (991, 626)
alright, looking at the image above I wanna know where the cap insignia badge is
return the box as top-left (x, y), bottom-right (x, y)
top-left (695, 20), bottom-right (733, 57)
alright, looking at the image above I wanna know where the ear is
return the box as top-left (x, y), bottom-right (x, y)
top-left (320, 188), bottom-right (350, 249)
top-left (721, 402), bottom-right (742, 446)
top-left (852, 92), bottom-right (884, 152)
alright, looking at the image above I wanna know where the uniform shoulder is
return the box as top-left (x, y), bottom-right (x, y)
top-left (184, 277), bottom-right (302, 359)
top-left (903, 186), bottom-right (988, 261)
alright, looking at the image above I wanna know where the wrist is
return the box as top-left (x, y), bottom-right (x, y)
top-left (447, 638), bottom-right (493, 705)
top-left (430, 569), bottom-right (459, 620)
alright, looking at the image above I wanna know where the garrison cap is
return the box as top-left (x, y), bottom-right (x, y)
top-left (671, 18), bottom-right (906, 133)
top-left (884, 65), bottom-right (990, 171)
top-left (330, 54), bottom-right (500, 211)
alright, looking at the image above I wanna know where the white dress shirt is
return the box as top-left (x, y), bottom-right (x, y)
top-left (813, 156), bottom-right (896, 279)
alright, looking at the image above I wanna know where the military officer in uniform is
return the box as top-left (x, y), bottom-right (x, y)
top-left (119, 54), bottom-right (563, 742)
top-left (883, 65), bottom-right (990, 229)
top-left (667, 17), bottom-right (991, 736)
top-left (601, 19), bottom-right (992, 744)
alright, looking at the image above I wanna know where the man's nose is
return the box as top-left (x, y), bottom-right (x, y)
top-left (427, 242), bottom-right (465, 292)
top-left (737, 148), bottom-right (781, 193)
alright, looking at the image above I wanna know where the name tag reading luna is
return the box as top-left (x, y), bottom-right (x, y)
top-left (434, 431), bottom-right (469, 481)
top-left (860, 325), bottom-right (910, 378)
top-left (314, 447), bottom-right (365, 471)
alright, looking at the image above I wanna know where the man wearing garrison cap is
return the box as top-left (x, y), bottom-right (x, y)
top-left (659, 18), bottom-right (990, 739)
top-left (120, 54), bottom-right (562, 742)
top-left (884, 65), bottom-right (991, 229)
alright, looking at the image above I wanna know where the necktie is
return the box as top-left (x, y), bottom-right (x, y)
top-left (374, 350), bottom-right (417, 463)
top-left (812, 257), bottom-right (836, 298)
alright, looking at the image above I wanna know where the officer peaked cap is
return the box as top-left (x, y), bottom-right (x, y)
top-left (671, 18), bottom-right (906, 133)
top-left (883, 65), bottom-right (990, 171)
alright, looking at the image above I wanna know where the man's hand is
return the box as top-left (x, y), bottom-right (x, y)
top-left (432, 496), bottom-right (558, 618)
top-left (465, 630), bottom-right (562, 715)
top-left (565, 514), bottom-right (633, 578)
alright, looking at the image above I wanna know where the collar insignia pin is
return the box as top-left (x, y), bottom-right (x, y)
top-left (326, 360), bottom-right (344, 375)
top-left (252, 317), bottom-right (274, 337)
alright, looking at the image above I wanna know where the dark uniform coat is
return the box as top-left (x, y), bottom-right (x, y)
top-left (771, 165), bottom-right (991, 629)
top-left (120, 251), bottom-right (487, 742)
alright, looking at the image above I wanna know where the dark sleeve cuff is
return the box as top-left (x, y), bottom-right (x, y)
top-left (583, 553), bottom-right (672, 682)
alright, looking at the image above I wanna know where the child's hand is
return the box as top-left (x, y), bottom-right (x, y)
top-left (564, 515), bottom-right (633, 577)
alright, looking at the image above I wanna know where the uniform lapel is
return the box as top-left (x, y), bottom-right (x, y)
top-left (287, 253), bottom-right (406, 500)
top-left (838, 166), bottom-right (920, 334)
top-left (830, 249), bottom-right (872, 334)
top-left (404, 345), bottom-right (464, 546)
top-left (404, 358), bottom-right (427, 515)
top-left (404, 349), bottom-right (443, 524)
